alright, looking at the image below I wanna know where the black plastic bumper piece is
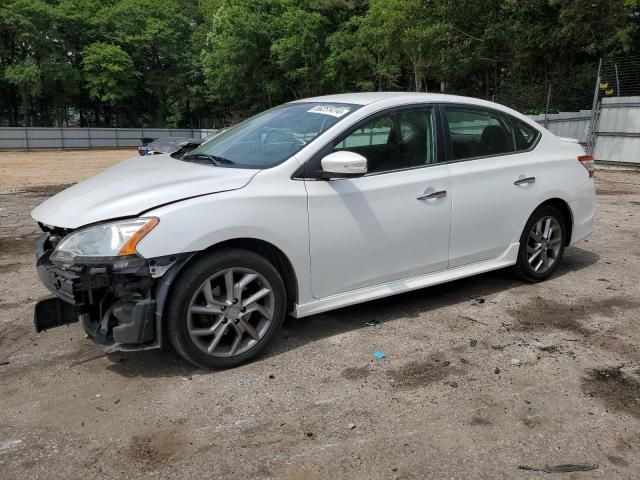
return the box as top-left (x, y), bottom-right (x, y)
top-left (34, 297), bottom-right (80, 332)
top-left (112, 299), bottom-right (156, 344)
top-left (36, 250), bottom-right (111, 305)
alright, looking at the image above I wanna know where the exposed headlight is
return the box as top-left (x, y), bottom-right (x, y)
top-left (50, 218), bottom-right (158, 264)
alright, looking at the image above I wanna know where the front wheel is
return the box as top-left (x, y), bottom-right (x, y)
top-left (513, 205), bottom-right (566, 282)
top-left (166, 249), bottom-right (287, 368)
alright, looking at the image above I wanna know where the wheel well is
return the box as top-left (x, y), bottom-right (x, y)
top-left (539, 198), bottom-right (573, 245)
top-left (192, 238), bottom-right (299, 311)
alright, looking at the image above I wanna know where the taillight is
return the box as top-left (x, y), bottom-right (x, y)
top-left (578, 155), bottom-right (595, 178)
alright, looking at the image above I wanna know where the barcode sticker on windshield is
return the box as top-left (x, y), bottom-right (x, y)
top-left (307, 105), bottom-right (351, 118)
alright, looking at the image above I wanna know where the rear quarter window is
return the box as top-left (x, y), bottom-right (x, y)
top-left (512, 118), bottom-right (541, 150)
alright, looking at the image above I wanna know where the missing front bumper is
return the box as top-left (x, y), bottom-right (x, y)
top-left (33, 232), bottom-right (193, 351)
top-left (34, 234), bottom-right (158, 348)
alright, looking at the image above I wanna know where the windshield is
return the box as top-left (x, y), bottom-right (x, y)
top-left (187, 102), bottom-right (361, 168)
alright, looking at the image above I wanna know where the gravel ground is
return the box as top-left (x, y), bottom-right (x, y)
top-left (1, 152), bottom-right (640, 479)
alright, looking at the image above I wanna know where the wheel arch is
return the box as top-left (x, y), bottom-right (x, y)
top-left (537, 197), bottom-right (574, 245)
top-left (181, 238), bottom-right (298, 311)
top-left (155, 237), bottom-right (299, 350)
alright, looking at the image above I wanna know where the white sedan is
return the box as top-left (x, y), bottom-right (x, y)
top-left (32, 93), bottom-right (596, 368)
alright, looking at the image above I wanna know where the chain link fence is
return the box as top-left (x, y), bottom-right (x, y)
top-left (487, 56), bottom-right (640, 161)
top-left (599, 56), bottom-right (640, 99)
top-left (489, 57), bottom-right (639, 114)
top-left (492, 71), bottom-right (595, 116)
top-left (490, 56), bottom-right (640, 116)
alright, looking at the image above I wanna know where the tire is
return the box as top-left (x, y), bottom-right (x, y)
top-left (513, 205), bottom-right (566, 282)
top-left (166, 248), bottom-right (287, 369)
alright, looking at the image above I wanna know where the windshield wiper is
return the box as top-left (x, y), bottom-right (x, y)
top-left (183, 153), bottom-right (235, 166)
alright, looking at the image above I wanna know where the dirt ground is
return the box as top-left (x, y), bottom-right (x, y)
top-left (0, 149), bottom-right (136, 193)
top-left (1, 151), bottom-right (640, 479)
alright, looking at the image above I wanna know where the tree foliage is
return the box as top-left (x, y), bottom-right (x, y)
top-left (83, 43), bottom-right (137, 103)
top-left (0, 0), bottom-right (638, 126)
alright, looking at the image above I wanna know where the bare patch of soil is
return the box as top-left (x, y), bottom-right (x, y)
top-left (0, 301), bottom-right (22, 311)
top-left (470, 416), bottom-right (492, 426)
top-left (18, 184), bottom-right (74, 196)
top-left (0, 149), bottom-right (135, 192)
top-left (0, 236), bottom-right (37, 257)
top-left (387, 356), bottom-right (462, 389)
top-left (582, 366), bottom-right (640, 418)
top-left (341, 366), bottom-right (371, 381)
top-left (607, 455), bottom-right (629, 467)
top-left (596, 187), bottom-right (635, 196)
top-left (127, 430), bottom-right (193, 466)
top-left (0, 237), bottom-right (37, 273)
top-left (509, 296), bottom-right (639, 335)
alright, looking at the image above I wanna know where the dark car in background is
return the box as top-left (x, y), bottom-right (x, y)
top-left (138, 131), bottom-right (224, 158)
top-left (138, 137), bottom-right (195, 156)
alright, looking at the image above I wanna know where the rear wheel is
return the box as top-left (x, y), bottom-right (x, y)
top-left (166, 249), bottom-right (287, 368)
top-left (513, 205), bottom-right (566, 282)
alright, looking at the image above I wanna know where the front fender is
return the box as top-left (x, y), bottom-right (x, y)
top-left (135, 179), bottom-right (313, 304)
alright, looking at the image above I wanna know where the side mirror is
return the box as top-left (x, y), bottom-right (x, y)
top-left (320, 150), bottom-right (368, 178)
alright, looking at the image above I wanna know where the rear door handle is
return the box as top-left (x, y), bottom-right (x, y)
top-left (514, 176), bottom-right (536, 186)
top-left (417, 190), bottom-right (447, 200)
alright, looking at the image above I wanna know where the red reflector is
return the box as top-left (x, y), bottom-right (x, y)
top-left (578, 155), bottom-right (595, 178)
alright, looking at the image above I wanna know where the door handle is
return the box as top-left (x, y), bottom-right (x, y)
top-left (514, 176), bottom-right (536, 186)
top-left (417, 190), bottom-right (447, 200)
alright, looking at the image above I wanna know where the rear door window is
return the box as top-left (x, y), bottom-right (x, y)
top-left (444, 108), bottom-right (516, 160)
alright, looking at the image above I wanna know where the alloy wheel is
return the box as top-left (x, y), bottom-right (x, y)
top-left (187, 267), bottom-right (275, 357)
top-left (526, 216), bottom-right (562, 274)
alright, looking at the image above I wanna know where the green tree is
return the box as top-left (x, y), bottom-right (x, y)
top-left (4, 59), bottom-right (41, 126)
top-left (271, 5), bottom-right (329, 97)
top-left (325, 16), bottom-right (379, 92)
top-left (104, 0), bottom-right (193, 126)
top-left (1, 0), bottom-right (639, 127)
top-left (83, 42), bottom-right (137, 103)
top-left (201, 0), bottom-right (285, 116)
top-left (0, 0), bottom-right (53, 125)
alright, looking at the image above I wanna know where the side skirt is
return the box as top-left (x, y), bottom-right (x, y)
top-left (292, 243), bottom-right (519, 318)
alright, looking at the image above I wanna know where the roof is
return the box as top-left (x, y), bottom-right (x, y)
top-left (293, 91), bottom-right (491, 106)
top-left (291, 91), bottom-right (532, 121)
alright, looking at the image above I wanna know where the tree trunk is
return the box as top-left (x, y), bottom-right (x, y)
top-left (21, 88), bottom-right (29, 126)
top-left (10, 87), bottom-right (18, 125)
top-left (485, 69), bottom-right (490, 96)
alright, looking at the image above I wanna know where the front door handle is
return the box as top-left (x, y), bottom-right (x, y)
top-left (514, 176), bottom-right (536, 186)
top-left (417, 190), bottom-right (447, 200)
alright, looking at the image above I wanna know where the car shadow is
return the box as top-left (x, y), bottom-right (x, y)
top-left (106, 246), bottom-right (599, 377)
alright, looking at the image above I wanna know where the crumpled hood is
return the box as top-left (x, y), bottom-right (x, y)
top-left (32, 154), bottom-right (259, 229)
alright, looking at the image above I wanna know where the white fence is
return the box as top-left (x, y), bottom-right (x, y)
top-left (529, 111), bottom-right (592, 147)
top-left (530, 96), bottom-right (640, 165)
top-left (0, 127), bottom-right (214, 150)
top-left (592, 97), bottom-right (640, 165)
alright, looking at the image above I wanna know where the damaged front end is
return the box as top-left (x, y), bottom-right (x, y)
top-left (34, 225), bottom-right (190, 351)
